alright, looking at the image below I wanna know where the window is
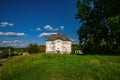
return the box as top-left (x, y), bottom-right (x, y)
top-left (52, 42), bottom-right (54, 44)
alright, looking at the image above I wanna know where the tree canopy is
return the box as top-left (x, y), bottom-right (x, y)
top-left (76, 0), bottom-right (120, 54)
top-left (27, 44), bottom-right (40, 54)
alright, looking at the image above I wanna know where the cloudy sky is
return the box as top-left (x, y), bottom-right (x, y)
top-left (0, 0), bottom-right (80, 48)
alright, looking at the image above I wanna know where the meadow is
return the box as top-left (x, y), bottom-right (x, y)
top-left (0, 54), bottom-right (120, 80)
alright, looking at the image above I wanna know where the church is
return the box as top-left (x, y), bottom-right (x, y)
top-left (45, 33), bottom-right (72, 54)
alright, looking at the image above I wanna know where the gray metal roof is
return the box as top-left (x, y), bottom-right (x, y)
top-left (46, 33), bottom-right (71, 41)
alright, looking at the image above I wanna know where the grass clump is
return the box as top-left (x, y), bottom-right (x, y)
top-left (0, 54), bottom-right (120, 80)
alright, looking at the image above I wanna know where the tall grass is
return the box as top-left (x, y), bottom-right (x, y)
top-left (0, 54), bottom-right (120, 80)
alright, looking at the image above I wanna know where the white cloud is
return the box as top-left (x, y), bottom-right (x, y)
top-left (60, 26), bottom-right (64, 30)
top-left (43, 25), bottom-right (64, 31)
top-left (53, 28), bottom-right (59, 31)
top-left (0, 22), bottom-right (14, 27)
top-left (70, 38), bottom-right (79, 44)
top-left (13, 40), bottom-right (21, 43)
top-left (0, 32), bottom-right (26, 37)
top-left (0, 32), bottom-right (4, 35)
top-left (19, 43), bottom-right (30, 48)
top-left (16, 33), bottom-right (25, 36)
top-left (2, 41), bottom-right (12, 44)
top-left (44, 25), bottom-right (53, 30)
top-left (1, 40), bottom-right (29, 48)
top-left (39, 32), bottom-right (57, 38)
top-left (5, 32), bottom-right (16, 36)
top-left (70, 39), bottom-right (75, 42)
top-left (2, 40), bottom-right (21, 44)
top-left (36, 27), bottom-right (41, 31)
top-left (9, 23), bottom-right (14, 26)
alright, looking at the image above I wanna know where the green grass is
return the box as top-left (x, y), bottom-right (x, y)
top-left (0, 54), bottom-right (120, 80)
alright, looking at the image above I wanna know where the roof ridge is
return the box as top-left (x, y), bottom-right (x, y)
top-left (46, 33), bottom-right (71, 41)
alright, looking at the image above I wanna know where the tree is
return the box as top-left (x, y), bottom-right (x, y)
top-left (72, 44), bottom-right (81, 54)
top-left (39, 45), bottom-right (45, 53)
top-left (106, 16), bottom-right (120, 52)
top-left (75, 0), bottom-right (120, 54)
top-left (27, 44), bottom-right (40, 54)
top-left (0, 46), bottom-right (15, 58)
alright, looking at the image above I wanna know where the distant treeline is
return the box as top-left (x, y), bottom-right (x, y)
top-left (0, 44), bottom-right (82, 58)
top-left (0, 44), bottom-right (45, 58)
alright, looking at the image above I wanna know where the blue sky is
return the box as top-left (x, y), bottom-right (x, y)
top-left (0, 0), bottom-right (80, 48)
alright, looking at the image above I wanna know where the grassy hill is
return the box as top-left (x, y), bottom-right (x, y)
top-left (0, 54), bottom-right (120, 80)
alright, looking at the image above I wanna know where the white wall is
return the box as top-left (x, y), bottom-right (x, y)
top-left (46, 39), bottom-right (71, 54)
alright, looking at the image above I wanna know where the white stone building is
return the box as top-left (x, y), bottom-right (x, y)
top-left (45, 33), bottom-right (72, 54)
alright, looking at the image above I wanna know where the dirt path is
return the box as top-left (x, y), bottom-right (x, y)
top-left (0, 58), bottom-right (8, 70)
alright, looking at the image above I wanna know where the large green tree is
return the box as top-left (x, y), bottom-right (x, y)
top-left (76, 0), bottom-right (120, 54)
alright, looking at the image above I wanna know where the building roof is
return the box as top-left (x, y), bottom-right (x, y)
top-left (46, 33), bottom-right (71, 41)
